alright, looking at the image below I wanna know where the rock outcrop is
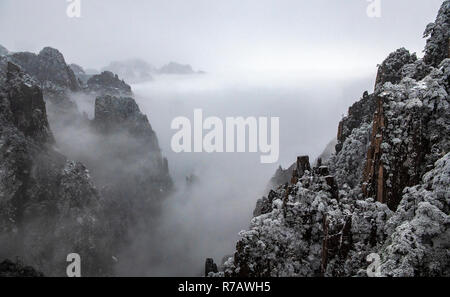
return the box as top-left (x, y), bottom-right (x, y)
top-left (87, 71), bottom-right (132, 97)
top-left (1, 40), bottom-right (173, 278)
top-left (362, 6), bottom-right (449, 210)
top-left (336, 91), bottom-right (376, 153)
top-left (269, 140), bottom-right (338, 190)
top-left (213, 1), bottom-right (450, 277)
top-left (69, 63), bottom-right (84, 75)
top-left (69, 63), bottom-right (92, 84)
top-left (9, 46), bottom-right (173, 207)
top-left (374, 48), bottom-right (418, 91)
top-left (94, 95), bottom-right (159, 149)
top-left (9, 47), bottom-right (174, 261)
top-left (268, 164), bottom-right (296, 189)
top-left (10, 47), bottom-right (80, 94)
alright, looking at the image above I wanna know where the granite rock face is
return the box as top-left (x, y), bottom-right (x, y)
top-left (424, 0), bottom-right (450, 67)
top-left (69, 63), bottom-right (85, 76)
top-left (94, 95), bottom-right (159, 149)
top-left (10, 47), bottom-right (80, 93)
top-left (336, 92), bottom-right (376, 153)
top-left (9, 47), bottom-right (80, 117)
top-left (363, 57), bottom-right (450, 210)
top-left (0, 57), bottom-right (112, 276)
top-left (205, 258), bottom-right (219, 276)
top-left (91, 95), bottom-right (172, 206)
top-left (374, 48), bottom-right (418, 91)
top-left (46, 92), bottom-right (173, 255)
top-left (87, 71), bottom-right (132, 97)
top-left (7, 46), bottom-right (172, 205)
top-left (213, 1), bottom-right (450, 277)
top-left (269, 140), bottom-right (337, 190)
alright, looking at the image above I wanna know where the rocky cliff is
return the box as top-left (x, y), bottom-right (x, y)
top-left (158, 62), bottom-right (196, 75)
top-left (0, 259), bottom-right (43, 277)
top-left (9, 47), bottom-right (80, 110)
top-left (0, 57), bottom-right (113, 276)
top-left (69, 63), bottom-right (92, 85)
top-left (90, 95), bottom-right (172, 233)
top-left (86, 71), bottom-right (133, 97)
top-left (6, 46), bottom-right (172, 201)
top-left (212, 0), bottom-right (450, 277)
top-left (94, 95), bottom-right (160, 151)
top-left (1, 45), bottom-right (172, 276)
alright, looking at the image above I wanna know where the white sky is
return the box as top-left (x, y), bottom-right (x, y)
top-left (0, 0), bottom-right (444, 78)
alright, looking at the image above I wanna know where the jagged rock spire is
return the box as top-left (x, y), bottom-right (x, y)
top-left (424, 0), bottom-right (450, 67)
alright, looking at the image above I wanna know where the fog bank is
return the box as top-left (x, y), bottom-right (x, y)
top-left (111, 72), bottom-right (373, 275)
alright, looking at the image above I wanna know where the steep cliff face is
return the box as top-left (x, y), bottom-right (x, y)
top-left (363, 57), bottom-right (449, 210)
top-left (87, 71), bottom-right (132, 97)
top-left (221, 156), bottom-right (392, 277)
top-left (7, 46), bottom-right (173, 210)
top-left (0, 57), bottom-right (112, 276)
top-left (9, 47), bottom-right (80, 108)
top-left (336, 92), bottom-right (376, 153)
top-left (374, 48), bottom-right (418, 91)
top-left (91, 95), bottom-right (172, 208)
top-left (424, 0), bottom-right (450, 67)
top-left (94, 95), bottom-right (159, 149)
top-left (213, 1), bottom-right (450, 277)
